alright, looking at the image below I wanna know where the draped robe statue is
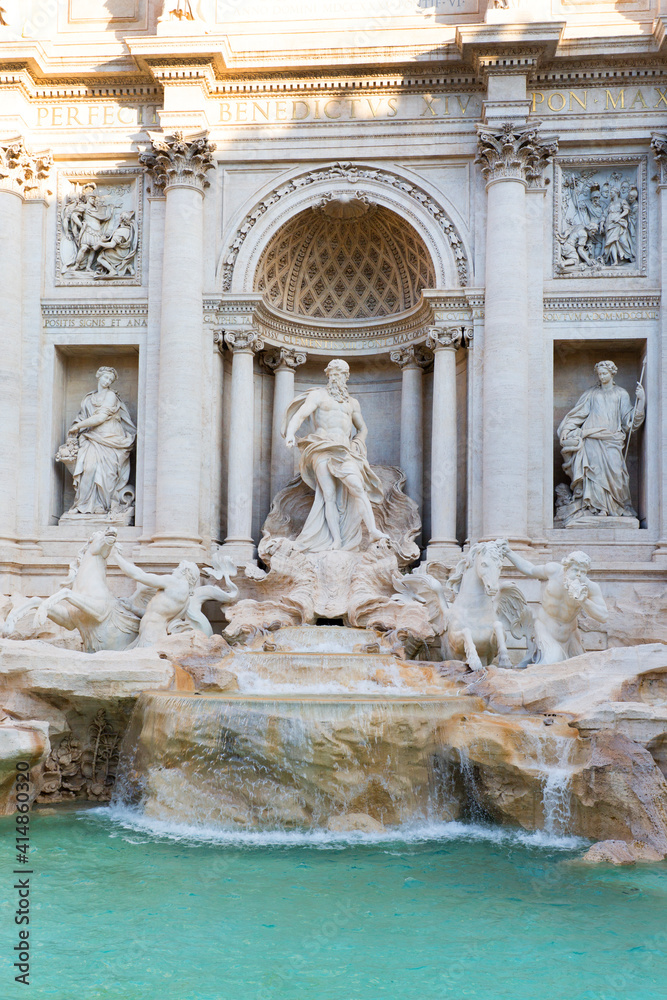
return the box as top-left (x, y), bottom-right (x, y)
top-left (557, 360), bottom-right (645, 525)
top-left (59, 366), bottom-right (136, 517)
top-left (281, 359), bottom-right (389, 552)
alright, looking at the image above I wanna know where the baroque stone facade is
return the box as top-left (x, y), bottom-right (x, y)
top-left (0, 0), bottom-right (666, 636)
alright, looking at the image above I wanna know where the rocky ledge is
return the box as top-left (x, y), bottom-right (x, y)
top-left (0, 634), bottom-right (665, 864)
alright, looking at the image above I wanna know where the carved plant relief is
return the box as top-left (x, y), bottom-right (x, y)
top-left (37, 711), bottom-right (121, 804)
top-left (554, 157), bottom-right (647, 278)
top-left (56, 170), bottom-right (142, 285)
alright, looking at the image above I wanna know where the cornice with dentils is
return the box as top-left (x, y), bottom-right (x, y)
top-left (0, 17), bottom-right (665, 93)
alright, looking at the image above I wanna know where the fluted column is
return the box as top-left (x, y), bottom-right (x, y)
top-left (0, 138), bottom-right (51, 547)
top-left (140, 130), bottom-right (216, 549)
top-left (390, 345), bottom-right (430, 511)
top-left (224, 328), bottom-right (264, 561)
top-left (264, 348), bottom-right (306, 499)
top-left (425, 327), bottom-right (462, 559)
top-left (476, 120), bottom-right (557, 543)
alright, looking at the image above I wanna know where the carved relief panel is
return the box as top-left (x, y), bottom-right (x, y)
top-left (553, 156), bottom-right (647, 278)
top-left (56, 169), bottom-right (142, 286)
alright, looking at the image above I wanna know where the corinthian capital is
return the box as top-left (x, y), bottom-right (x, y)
top-left (140, 129), bottom-right (216, 193)
top-left (0, 136), bottom-right (53, 198)
top-left (390, 345), bottom-right (432, 370)
top-left (476, 121), bottom-right (558, 187)
top-left (224, 327), bottom-right (264, 354)
top-left (425, 326), bottom-right (464, 351)
top-left (651, 133), bottom-right (667, 186)
top-left (263, 347), bottom-right (307, 372)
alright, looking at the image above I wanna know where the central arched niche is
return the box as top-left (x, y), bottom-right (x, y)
top-left (254, 197), bottom-right (436, 321)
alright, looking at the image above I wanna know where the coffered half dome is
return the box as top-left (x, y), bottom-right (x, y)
top-left (254, 202), bottom-right (436, 321)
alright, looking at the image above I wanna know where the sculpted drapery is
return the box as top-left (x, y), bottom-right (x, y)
top-left (281, 359), bottom-right (387, 553)
top-left (557, 360), bottom-right (645, 522)
top-left (68, 367), bottom-right (136, 515)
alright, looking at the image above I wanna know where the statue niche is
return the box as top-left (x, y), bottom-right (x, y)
top-left (223, 359), bottom-right (432, 642)
top-left (555, 359), bottom-right (645, 528)
top-left (281, 358), bottom-right (390, 553)
top-left (56, 366), bottom-right (136, 526)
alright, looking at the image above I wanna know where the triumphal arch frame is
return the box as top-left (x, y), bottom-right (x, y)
top-left (1, 0), bottom-right (666, 647)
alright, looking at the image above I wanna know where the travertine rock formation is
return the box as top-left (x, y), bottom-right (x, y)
top-left (1, 632), bottom-right (666, 862)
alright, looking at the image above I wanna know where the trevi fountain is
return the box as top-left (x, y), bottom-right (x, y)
top-left (1, 2), bottom-right (666, 998)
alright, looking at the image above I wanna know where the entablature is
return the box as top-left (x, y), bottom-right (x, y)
top-left (205, 291), bottom-right (472, 357)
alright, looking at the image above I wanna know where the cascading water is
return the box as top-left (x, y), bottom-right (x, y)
top-left (114, 689), bottom-right (475, 829)
top-left (451, 746), bottom-right (492, 824)
top-left (539, 734), bottom-right (576, 836)
top-left (112, 625), bottom-right (584, 840)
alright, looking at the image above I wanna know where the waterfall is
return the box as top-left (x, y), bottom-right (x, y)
top-left (453, 747), bottom-right (490, 824)
top-left (114, 690), bottom-right (470, 830)
top-left (540, 737), bottom-right (575, 836)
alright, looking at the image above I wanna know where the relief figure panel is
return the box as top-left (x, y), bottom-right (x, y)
top-left (56, 170), bottom-right (142, 286)
top-left (553, 156), bottom-right (647, 278)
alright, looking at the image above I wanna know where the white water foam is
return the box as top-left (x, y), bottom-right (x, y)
top-left (540, 738), bottom-right (576, 836)
top-left (235, 672), bottom-right (408, 696)
top-left (87, 804), bottom-right (585, 852)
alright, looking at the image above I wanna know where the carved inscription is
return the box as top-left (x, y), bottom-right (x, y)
top-left (217, 94), bottom-right (480, 123)
top-left (531, 86), bottom-right (667, 115)
top-left (35, 86), bottom-right (667, 129)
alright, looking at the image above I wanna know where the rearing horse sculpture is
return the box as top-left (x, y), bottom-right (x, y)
top-left (444, 540), bottom-right (515, 670)
top-left (393, 539), bottom-right (526, 670)
top-left (2, 528), bottom-right (140, 652)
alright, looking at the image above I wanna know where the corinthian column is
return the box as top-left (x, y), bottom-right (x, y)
top-left (390, 345), bottom-right (430, 511)
top-left (476, 120), bottom-right (557, 543)
top-left (224, 328), bottom-right (264, 562)
top-left (264, 348), bottom-right (307, 499)
top-left (0, 138), bottom-right (51, 547)
top-left (425, 327), bottom-right (462, 559)
top-left (140, 130), bottom-right (216, 549)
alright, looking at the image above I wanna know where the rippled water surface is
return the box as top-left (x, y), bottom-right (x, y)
top-left (1, 808), bottom-right (666, 1000)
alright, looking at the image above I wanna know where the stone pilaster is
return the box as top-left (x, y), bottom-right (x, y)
top-left (0, 138), bottom-right (52, 546)
top-left (475, 118), bottom-right (557, 543)
top-left (650, 134), bottom-right (667, 563)
top-left (140, 130), bottom-right (216, 550)
top-left (223, 328), bottom-right (264, 562)
top-left (389, 345), bottom-right (431, 514)
top-left (425, 327), bottom-right (463, 561)
top-left (263, 347), bottom-right (307, 500)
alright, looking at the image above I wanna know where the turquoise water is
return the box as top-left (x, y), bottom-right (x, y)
top-left (1, 808), bottom-right (666, 1000)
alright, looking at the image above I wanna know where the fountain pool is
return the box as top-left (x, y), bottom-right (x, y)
top-left (1, 809), bottom-right (665, 1000)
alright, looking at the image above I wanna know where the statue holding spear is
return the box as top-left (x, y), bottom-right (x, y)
top-left (556, 359), bottom-right (646, 525)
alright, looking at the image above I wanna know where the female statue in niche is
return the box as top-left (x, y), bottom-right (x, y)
top-left (57, 367), bottom-right (136, 522)
top-left (556, 360), bottom-right (645, 526)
